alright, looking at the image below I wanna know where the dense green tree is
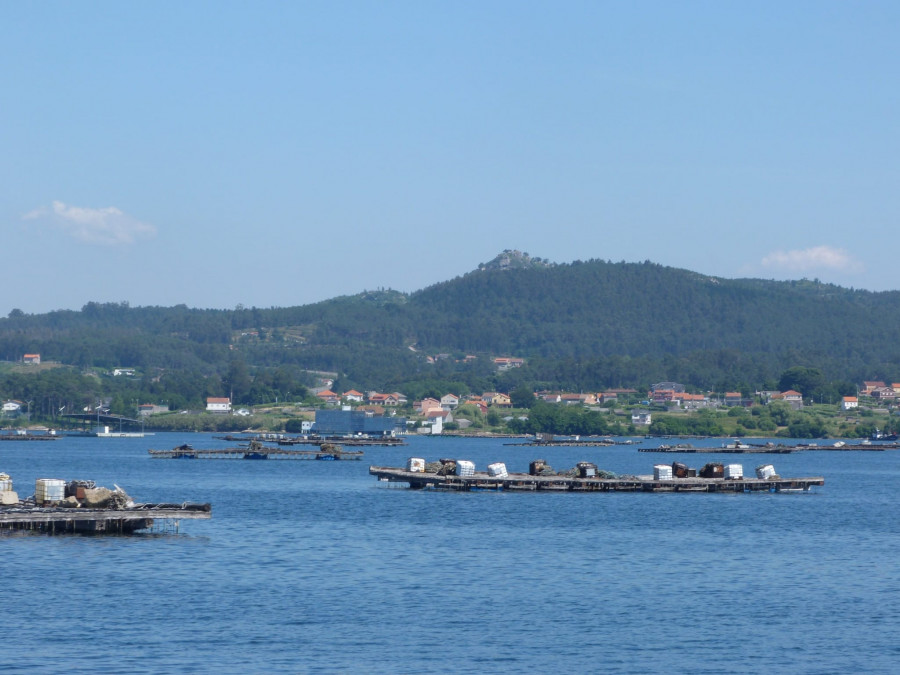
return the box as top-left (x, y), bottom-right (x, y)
top-left (510, 385), bottom-right (536, 409)
top-left (778, 367), bottom-right (825, 398)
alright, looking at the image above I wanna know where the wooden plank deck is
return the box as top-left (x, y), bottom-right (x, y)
top-left (0, 503), bottom-right (211, 533)
top-left (369, 466), bottom-right (825, 493)
top-left (148, 445), bottom-right (363, 460)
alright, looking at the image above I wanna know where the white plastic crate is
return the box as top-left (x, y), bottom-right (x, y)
top-left (35, 478), bottom-right (65, 503)
top-left (455, 460), bottom-right (475, 477)
top-left (724, 464), bottom-right (744, 479)
top-left (653, 464), bottom-right (673, 480)
top-left (406, 457), bottom-right (426, 473)
top-left (487, 462), bottom-right (508, 478)
top-left (755, 464), bottom-right (776, 479)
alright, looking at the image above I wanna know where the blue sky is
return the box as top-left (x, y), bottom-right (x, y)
top-left (2, 1), bottom-right (898, 316)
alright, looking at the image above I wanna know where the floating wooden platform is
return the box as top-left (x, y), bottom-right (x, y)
top-left (149, 443), bottom-right (363, 460)
top-left (214, 434), bottom-right (404, 447)
top-left (642, 443), bottom-right (894, 453)
top-left (0, 434), bottom-right (60, 441)
top-left (506, 440), bottom-right (619, 447)
top-left (640, 445), bottom-right (795, 454)
top-left (0, 503), bottom-right (211, 534)
top-left (369, 466), bottom-right (824, 493)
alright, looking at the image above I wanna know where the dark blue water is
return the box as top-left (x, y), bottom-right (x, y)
top-left (2, 434), bottom-right (898, 674)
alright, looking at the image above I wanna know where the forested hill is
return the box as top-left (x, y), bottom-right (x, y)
top-left (408, 260), bottom-right (900, 358)
top-left (3, 256), bottom-right (900, 392)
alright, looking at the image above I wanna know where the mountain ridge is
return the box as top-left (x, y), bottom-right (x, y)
top-left (2, 255), bottom-right (900, 392)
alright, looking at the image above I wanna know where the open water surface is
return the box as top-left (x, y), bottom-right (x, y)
top-left (1, 433), bottom-right (898, 674)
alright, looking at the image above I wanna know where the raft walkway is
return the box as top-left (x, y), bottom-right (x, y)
top-left (214, 434), bottom-right (404, 447)
top-left (640, 443), bottom-right (895, 453)
top-left (0, 503), bottom-right (211, 534)
top-left (149, 444), bottom-right (363, 460)
top-left (369, 466), bottom-right (824, 493)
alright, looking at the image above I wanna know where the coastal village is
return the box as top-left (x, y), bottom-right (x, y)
top-left (0, 352), bottom-right (894, 438)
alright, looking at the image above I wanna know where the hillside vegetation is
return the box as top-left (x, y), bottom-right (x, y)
top-left (2, 252), bottom-right (900, 410)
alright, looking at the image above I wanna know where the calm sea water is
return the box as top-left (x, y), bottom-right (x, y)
top-left (1, 433), bottom-right (898, 674)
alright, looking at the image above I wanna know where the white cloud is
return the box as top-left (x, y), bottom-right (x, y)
top-left (23, 200), bottom-right (157, 245)
top-left (760, 245), bottom-right (863, 274)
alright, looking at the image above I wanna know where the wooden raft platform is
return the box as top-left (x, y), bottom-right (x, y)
top-left (640, 446), bottom-right (795, 454)
top-left (148, 443), bottom-right (363, 460)
top-left (641, 444), bottom-right (892, 453)
top-left (214, 434), bottom-right (405, 447)
top-left (0, 503), bottom-right (211, 534)
top-left (369, 466), bottom-right (824, 493)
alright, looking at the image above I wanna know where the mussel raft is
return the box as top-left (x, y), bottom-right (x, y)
top-left (0, 475), bottom-right (211, 534)
top-left (369, 459), bottom-right (825, 493)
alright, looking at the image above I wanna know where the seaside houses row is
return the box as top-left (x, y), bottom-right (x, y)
top-left (316, 390), bottom-right (408, 407)
top-left (860, 381), bottom-right (900, 401)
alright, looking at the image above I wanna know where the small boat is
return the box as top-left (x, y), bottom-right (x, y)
top-left (871, 428), bottom-right (898, 441)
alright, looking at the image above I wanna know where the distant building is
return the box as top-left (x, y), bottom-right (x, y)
top-left (841, 396), bottom-right (858, 411)
top-left (771, 390), bottom-right (803, 410)
top-left (313, 409), bottom-right (406, 437)
top-left (631, 410), bottom-right (652, 426)
top-left (650, 382), bottom-right (685, 393)
top-left (871, 387), bottom-right (896, 402)
top-left (368, 392), bottom-right (400, 406)
top-left (2, 400), bottom-right (23, 414)
top-left (651, 389), bottom-right (676, 403)
top-left (860, 381), bottom-right (886, 396)
top-left (23, 354), bottom-right (40, 364)
top-left (724, 392), bottom-right (743, 407)
top-left (316, 390), bottom-right (340, 405)
top-left (415, 398), bottom-right (441, 415)
top-left (206, 397), bottom-right (232, 413)
top-left (483, 392), bottom-right (511, 407)
top-left (674, 393), bottom-right (708, 409)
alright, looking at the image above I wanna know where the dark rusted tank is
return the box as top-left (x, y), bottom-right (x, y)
top-left (577, 462), bottom-right (598, 478)
top-left (529, 459), bottom-right (548, 475)
top-left (699, 462), bottom-right (724, 478)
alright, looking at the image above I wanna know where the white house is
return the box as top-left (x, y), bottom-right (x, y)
top-left (206, 397), bottom-right (232, 413)
top-left (631, 410), bottom-right (652, 426)
top-left (2, 400), bottom-right (23, 414)
top-left (440, 394), bottom-right (459, 410)
top-left (841, 396), bottom-right (859, 411)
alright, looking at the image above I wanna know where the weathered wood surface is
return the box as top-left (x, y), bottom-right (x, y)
top-left (641, 444), bottom-right (892, 453)
top-left (148, 446), bottom-right (363, 460)
top-left (214, 435), bottom-right (404, 447)
top-left (639, 446), bottom-right (795, 454)
top-left (369, 466), bottom-right (825, 493)
top-left (0, 504), bottom-right (211, 533)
